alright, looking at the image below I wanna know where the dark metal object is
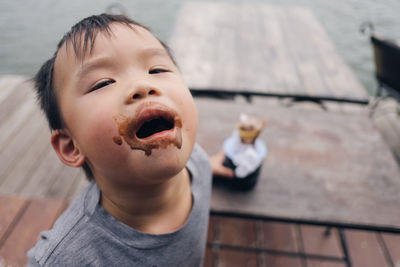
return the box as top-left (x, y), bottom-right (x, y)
top-left (210, 210), bottom-right (400, 234)
top-left (338, 228), bottom-right (352, 267)
top-left (371, 34), bottom-right (400, 99)
top-left (190, 88), bottom-right (370, 105)
top-left (361, 22), bottom-right (400, 100)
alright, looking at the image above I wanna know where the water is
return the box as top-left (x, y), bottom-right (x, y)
top-left (1, 0), bottom-right (400, 95)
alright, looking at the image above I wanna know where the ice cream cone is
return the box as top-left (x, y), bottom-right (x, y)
top-left (237, 114), bottom-right (266, 144)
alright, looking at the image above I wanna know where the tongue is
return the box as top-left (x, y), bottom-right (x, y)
top-left (136, 118), bottom-right (174, 139)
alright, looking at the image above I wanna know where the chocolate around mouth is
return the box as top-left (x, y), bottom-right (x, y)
top-left (113, 102), bottom-right (183, 156)
top-left (136, 116), bottom-right (174, 139)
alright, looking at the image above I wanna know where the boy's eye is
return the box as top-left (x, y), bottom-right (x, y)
top-left (90, 79), bottom-right (115, 92)
top-left (149, 68), bottom-right (170, 74)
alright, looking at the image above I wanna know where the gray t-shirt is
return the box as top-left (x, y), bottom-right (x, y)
top-left (27, 144), bottom-right (212, 267)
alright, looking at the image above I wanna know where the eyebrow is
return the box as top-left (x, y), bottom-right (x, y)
top-left (77, 56), bottom-right (114, 81)
top-left (140, 47), bottom-right (170, 59)
top-left (78, 48), bottom-right (170, 79)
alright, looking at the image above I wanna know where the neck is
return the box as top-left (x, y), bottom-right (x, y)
top-left (99, 168), bottom-right (192, 234)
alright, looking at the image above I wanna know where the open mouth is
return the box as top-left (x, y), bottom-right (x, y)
top-left (136, 116), bottom-right (175, 139)
top-left (114, 102), bottom-right (183, 156)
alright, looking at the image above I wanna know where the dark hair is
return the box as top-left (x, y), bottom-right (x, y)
top-left (34, 13), bottom-right (176, 180)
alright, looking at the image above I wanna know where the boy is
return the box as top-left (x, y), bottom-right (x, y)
top-left (27, 13), bottom-right (233, 266)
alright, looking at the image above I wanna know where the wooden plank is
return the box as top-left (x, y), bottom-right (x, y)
top-left (233, 4), bottom-right (291, 93)
top-left (203, 247), bottom-right (214, 267)
top-left (0, 79), bottom-right (33, 125)
top-left (217, 249), bottom-right (258, 267)
top-left (18, 146), bottom-right (65, 197)
top-left (260, 221), bottom-right (299, 252)
top-left (169, 2), bottom-right (220, 89)
top-left (0, 108), bottom-right (44, 181)
top-left (291, 8), bottom-right (367, 100)
top-left (279, 7), bottom-right (326, 96)
top-left (218, 217), bottom-right (257, 247)
top-left (207, 216), bottom-right (217, 243)
top-left (345, 229), bottom-right (390, 267)
top-left (0, 198), bottom-right (67, 266)
top-left (0, 195), bottom-right (28, 242)
top-left (300, 225), bottom-right (346, 267)
top-left (337, 103), bottom-right (368, 115)
top-left (259, 6), bottom-right (302, 95)
top-left (0, 75), bottom-right (28, 104)
top-left (380, 233), bottom-right (400, 267)
top-left (208, 3), bottom-right (239, 91)
top-left (169, 3), bottom-right (368, 101)
top-left (285, 8), bottom-right (342, 99)
top-left (300, 225), bottom-right (343, 257)
top-left (262, 254), bottom-right (303, 267)
top-left (205, 216), bottom-right (217, 267)
top-left (306, 259), bottom-right (347, 267)
top-left (0, 94), bottom-right (38, 148)
top-left (0, 125), bottom-right (50, 194)
top-left (196, 97), bottom-right (400, 229)
top-left (371, 100), bottom-right (400, 163)
top-left (373, 114), bottom-right (400, 162)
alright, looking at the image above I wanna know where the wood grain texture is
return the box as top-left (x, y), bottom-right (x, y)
top-left (217, 249), bottom-right (258, 267)
top-left (306, 260), bottom-right (347, 267)
top-left (371, 99), bottom-right (400, 163)
top-left (381, 233), bottom-right (400, 267)
top-left (195, 97), bottom-right (400, 229)
top-left (0, 198), bottom-right (67, 266)
top-left (260, 221), bottom-right (299, 252)
top-left (218, 217), bottom-right (257, 247)
top-left (0, 195), bottom-right (28, 243)
top-left (345, 230), bottom-right (390, 267)
top-left (262, 254), bottom-right (304, 267)
top-left (300, 225), bottom-right (342, 257)
top-left (169, 3), bottom-right (368, 101)
top-left (0, 75), bottom-right (88, 200)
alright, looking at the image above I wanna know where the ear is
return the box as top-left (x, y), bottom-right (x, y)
top-left (51, 129), bottom-right (86, 168)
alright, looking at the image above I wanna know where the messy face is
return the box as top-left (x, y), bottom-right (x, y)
top-left (53, 23), bottom-right (198, 186)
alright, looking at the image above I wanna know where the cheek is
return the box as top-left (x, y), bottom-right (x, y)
top-left (75, 107), bottom-right (121, 159)
top-left (81, 117), bottom-right (133, 177)
top-left (182, 95), bottom-right (198, 140)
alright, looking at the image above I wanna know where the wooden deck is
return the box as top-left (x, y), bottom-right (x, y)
top-left (1, 2), bottom-right (400, 266)
top-left (0, 75), bottom-right (89, 200)
top-left (169, 2), bottom-right (368, 102)
top-left (205, 215), bottom-right (400, 267)
top-left (0, 75), bottom-right (399, 267)
top-left (1, 195), bottom-right (400, 266)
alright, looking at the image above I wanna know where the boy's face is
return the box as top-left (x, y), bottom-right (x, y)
top-left (53, 23), bottom-right (198, 186)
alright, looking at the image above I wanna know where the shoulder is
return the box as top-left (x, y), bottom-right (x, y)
top-left (27, 183), bottom-right (100, 266)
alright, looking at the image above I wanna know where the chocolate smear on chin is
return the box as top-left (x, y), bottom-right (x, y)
top-left (113, 112), bottom-right (183, 156)
top-left (113, 136), bottom-right (123, 145)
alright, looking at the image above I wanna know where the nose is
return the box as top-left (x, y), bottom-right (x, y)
top-left (125, 81), bottom-right (162, 104)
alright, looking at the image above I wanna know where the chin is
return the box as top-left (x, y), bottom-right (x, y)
top-left (145, 144), bottom-right (192, 178)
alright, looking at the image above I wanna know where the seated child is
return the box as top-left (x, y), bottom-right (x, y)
top-left (27, 13), bottom-right (233, 266)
